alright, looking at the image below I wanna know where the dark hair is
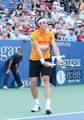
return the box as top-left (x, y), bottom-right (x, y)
top-left (48, 23), bottom-right (54, 28)
top-left (6, 22), bottom-right (12, 26)
top-left (36, 17), bottom-right (44, 24)
top-left (17, 48), bottom-right (22, 52)
top-left (35, 17), bottom-right (44, 27)
top-left (10, 9), bottom-right (17, 15)
top-left (17, 2), bottom-right (23, 10)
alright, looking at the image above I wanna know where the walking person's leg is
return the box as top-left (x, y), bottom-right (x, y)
top-left (11, 66), bottom-right (23, 87)
top-left (30, 77), bottom-right (40, 112)
top-left (42, 75), bottom-right (52, 114)
top-left (41, 60), bottom-right (52, 114)
top-left (3, 64), bottom-right (9, 89)
top-left (29, 60), bottom-right (41, 112)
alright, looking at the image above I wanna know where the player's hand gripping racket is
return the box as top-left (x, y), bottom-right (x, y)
top-left (51, 55), bottom-right (65, 68)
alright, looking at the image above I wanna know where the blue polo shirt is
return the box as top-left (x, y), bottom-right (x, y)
top-left (6, 53), bottom-right (22, 65)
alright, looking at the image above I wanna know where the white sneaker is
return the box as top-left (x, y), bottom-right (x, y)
top-left (46, 109), bottom-right (52, 115)
top-left (31, 103), bottom-right (41, 112)
top-left (45, 105), bottom-right (52, 115)
top-left (19, 85), bottom-right (25, 89)
top-left (3, 86), bottom-right (8, 89)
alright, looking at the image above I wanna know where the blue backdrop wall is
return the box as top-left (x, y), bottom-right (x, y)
top-left (0, 40), bottom-right (31, 88)
top-left (0, 40), bottom-right (84, 88)
top-left (51, 41), bottom-right (84, 86)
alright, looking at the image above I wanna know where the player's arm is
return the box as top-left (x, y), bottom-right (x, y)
top-left (51, 34), bottom-right (64, 65)
top-left (51, 36), bottom-right (61, 57)
top-left (32, 40), bottom-right (44, 59)
top-left (31, 40), bottom-right (53, 67)
top-left (31, 32), bottom-right (44, 59)
top-left (31, 34), bottom-right (53, 67)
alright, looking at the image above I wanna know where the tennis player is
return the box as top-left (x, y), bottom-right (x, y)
top-left (29, 17), bottom-right (64, 114)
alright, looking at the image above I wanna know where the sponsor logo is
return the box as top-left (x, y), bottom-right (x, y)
top-left (56, 70), bottom-right (65, 85)
top-left (0, 46), bottom-right (21, 61)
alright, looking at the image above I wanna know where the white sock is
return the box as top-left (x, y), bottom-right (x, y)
top-left (46, 99), bottom-right (51, 109)
top-left (34, 98), bottom-right (40, 105)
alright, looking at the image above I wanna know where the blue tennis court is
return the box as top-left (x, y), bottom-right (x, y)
top-left (8, 111), bottom-right (84, 120)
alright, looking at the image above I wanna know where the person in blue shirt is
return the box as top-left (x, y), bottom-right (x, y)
top-left (64, 27), bottom-right (77, 41)
top-left (3, 48), bottom-right (23, 89)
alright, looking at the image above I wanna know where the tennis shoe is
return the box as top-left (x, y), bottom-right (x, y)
top-left (46, 109), bottom-right (52, 115)
top-left (45, 105), bottom-right (52, 115)
top-left (31, 103), bottom-right (41, 112)
top-left (3, 86), bottom-right (8, 89)
top-left (19, 85), bottom-right (25, 89)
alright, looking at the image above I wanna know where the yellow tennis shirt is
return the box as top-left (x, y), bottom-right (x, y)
top-left (30, 29), bottom-right (55, 60)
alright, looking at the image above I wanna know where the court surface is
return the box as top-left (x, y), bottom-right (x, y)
top-left (0, 84), bottom-right (84, 120)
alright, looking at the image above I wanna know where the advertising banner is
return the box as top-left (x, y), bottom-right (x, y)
top-left (52, 41), bottom-right (84, 86)
top-left (0, 40), bottom-right (84, 88)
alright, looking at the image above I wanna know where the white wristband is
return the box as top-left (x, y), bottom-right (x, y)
top-left (57, 56), bottom-right (61, 61)
top-left (40, 58), bottom-right (45, 64)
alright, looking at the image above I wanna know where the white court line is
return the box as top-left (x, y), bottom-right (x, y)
top-left (6, 111), bottom-right (84, 120)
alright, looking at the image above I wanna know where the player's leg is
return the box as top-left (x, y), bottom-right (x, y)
top-left (30, 77), bottom-right (41, 112)
top-left (29, 60), bottom-right (41, 112)
top-left (42, 75), bottom-right (52, 114)
top-left (41, 59), bottom-right (52, 114)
